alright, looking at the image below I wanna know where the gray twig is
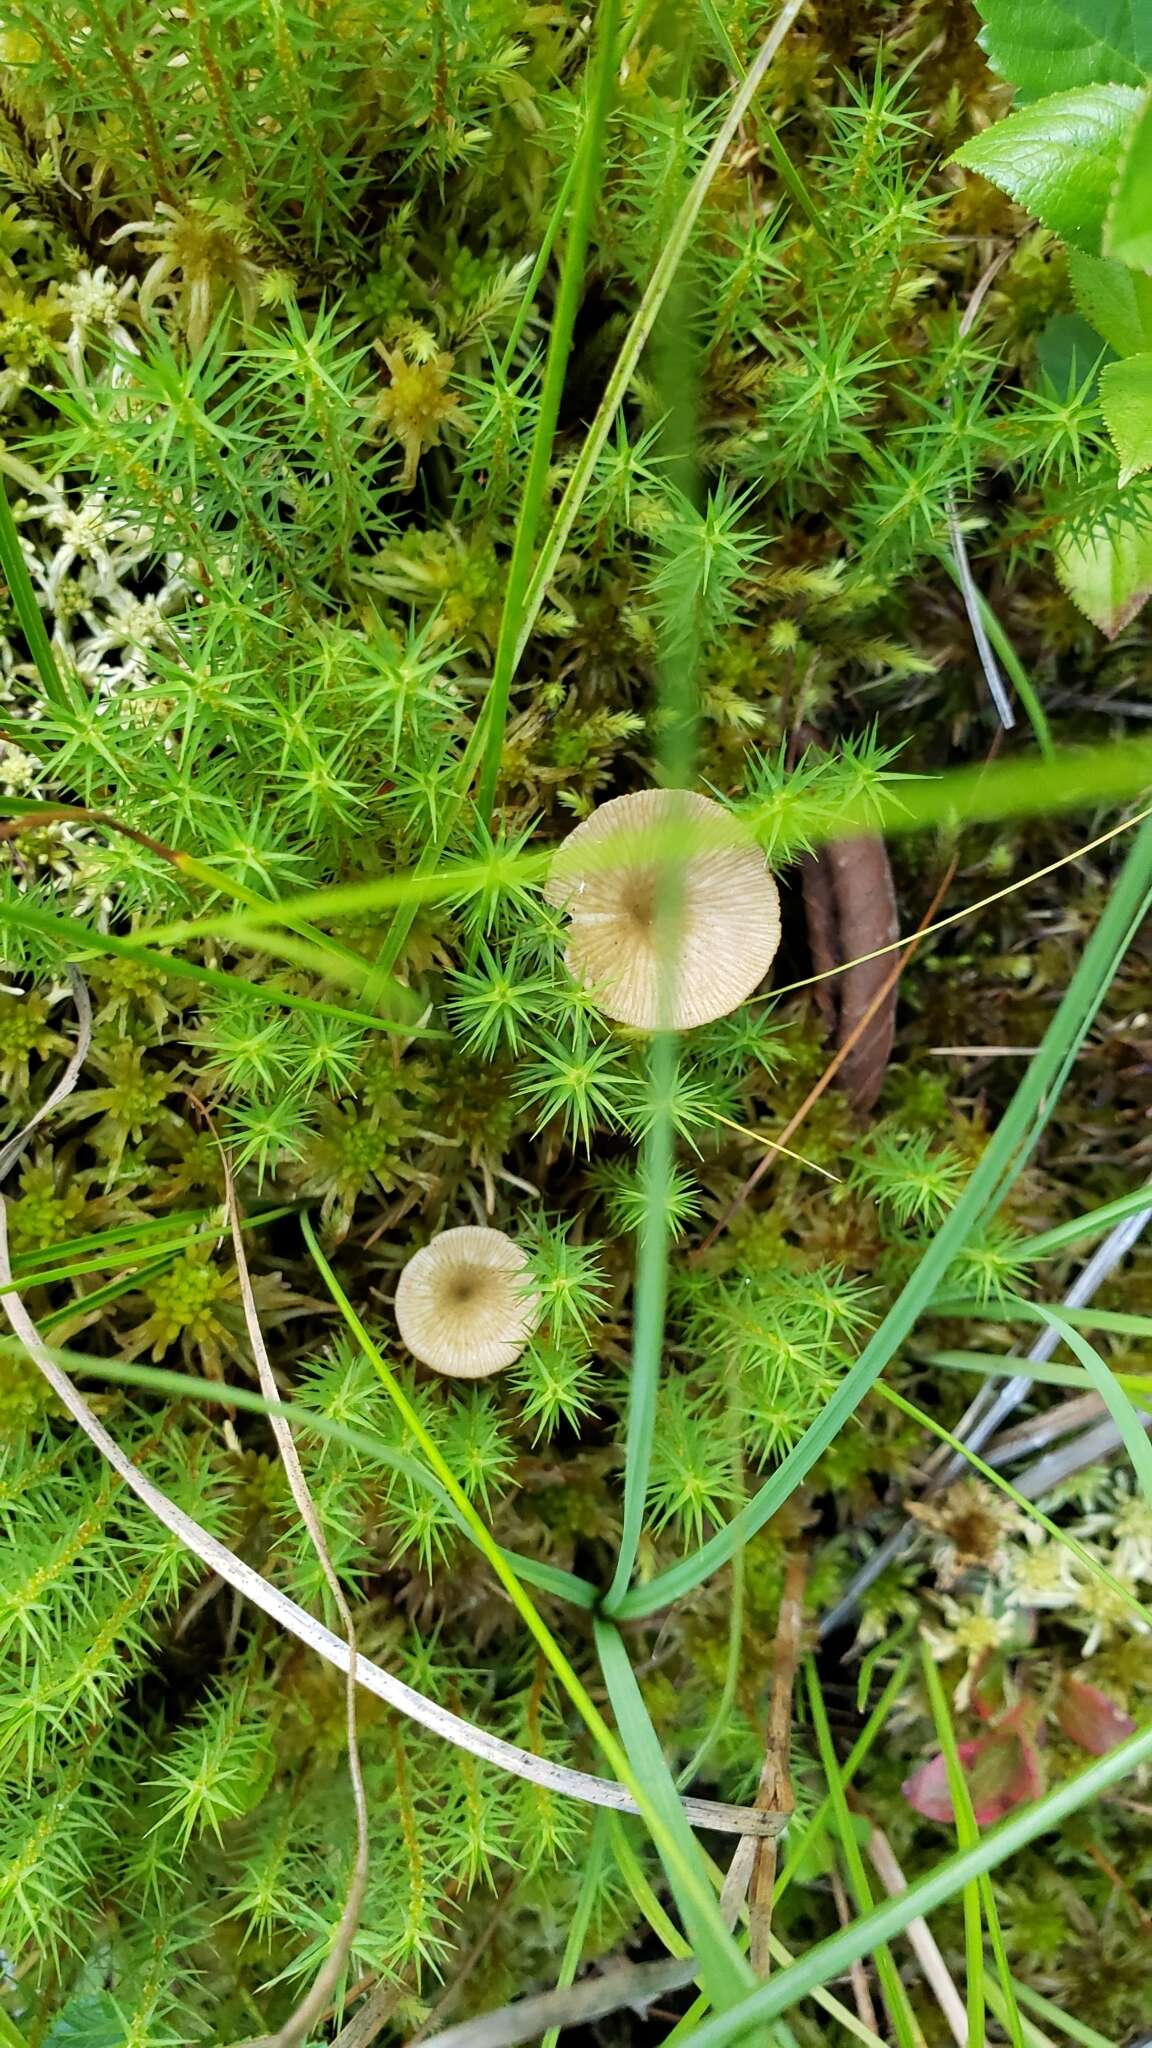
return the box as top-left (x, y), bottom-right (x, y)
top-left (819, 1192), bottom-right (1152, 1636)
top-left (948, 501), bottom-right (1015, 731)
top-left (411, 1958), bottom-right (697, 2048)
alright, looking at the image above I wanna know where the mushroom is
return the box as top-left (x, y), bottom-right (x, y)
top-left (545, 788), bottom-right (780, 1031)
top-left (394, 1226), bottom-right (540, 1379)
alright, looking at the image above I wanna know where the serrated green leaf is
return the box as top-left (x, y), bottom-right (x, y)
top-left (954, 85), bottom-right (1143, 252)
top-left (977, 0), bottom-right (1150, 99)
top-left (1106, 87), bottom-right (1152, 264)
top-left (42, 1998), bottom-right (125, 2048)
top-left (1055, 504), bottom-right (1152, 632)
top-left (1069, 247), bottom-right (1152, 350)
top-left (1099, 351), bottom-right (1152, 476)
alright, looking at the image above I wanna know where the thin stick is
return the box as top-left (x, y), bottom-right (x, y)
top-left (830, 1863), bottom-right (880, 2036)
top-left (866, 1826), bottom-right (976, 2048)
top-left (711, 1112), bottom-right (840, 1181)
top-left (748, 1553), bottom-right (806, 1975)
top-left (330, 1987), bottom-right (403, 2048)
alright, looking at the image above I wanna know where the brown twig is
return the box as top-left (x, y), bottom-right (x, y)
top-left (1085, 1840), bottom-right (1152, 1933)
top-left (0, 802), bottom-right (188, 865)
top-left (719, 1551), bottom-right (806, 1971)
top-left (330, 1986), bottom-right (404, 2048)
top-left (830, 1862), bottom-right (879, 2034)
top-left (748, 1551), bottom-right (807, 1975)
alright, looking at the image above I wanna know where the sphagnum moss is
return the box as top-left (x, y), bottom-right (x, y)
top-left (1, 0), bottom-right (1152, 2041)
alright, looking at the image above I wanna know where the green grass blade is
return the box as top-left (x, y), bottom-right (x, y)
top-left (540, 1812), bottom-right (612, 2048)
top-left (9, 1204), bottom-right (293, 1273)
top-left (498, 154), bottom-right (579, 379)
top-left (1038, 1308), bottom-right (1152, 1502)
top-left (593, 1617), bottom-right (757, 2011)
top-left (773, 1651), bottom-right (914, 1910)
top-left (603, 248), bottom-right (701, 1610)
top-left (509, 0), bottom-right (807, 683)
top-left (806, 1661), bottom-right (924, 2048)
top-left (920, 1641), bottom-right (990, 2048)
top-left (0, 896), bottom-right (422, 1033)
top-left (608, 1814), bottom-right (692, 1959)
top-left (925, 1349), bottom-right (1152, 1397)
top-left (1022, 1186), bottom-right (1152, 1261)
top-left (931, 1299), bottom-right (1152, 1341)
top-left (613, 821), bottom-right (1152, 1618)
top-left (939, 559), bottom-right (1053, 760)
top-left (138, 742), bottom-right (1152, 949)
top-left (1008, 1980), bottom-right (1119, 2048)
top-left (474, 0), bottom-right (622, 820)
top-left (673, 1718), bottom-right (1152, 2044)
top-left (604, 1028), bottom-right (677, 1609)
top-left (0, 474), bottom-right (69, 706)
top-left (982, 1896), bottom-right (1026, 2048)
top-left (500, 1554), bottom-right (599, 1607)
top-left (1, 1341), bottom-right (470, 1521)
top-left (16, 1339), bottom-right (599, 1603)
top-left (39, 1251), bottom-right (192, 1329)
top-left (14, 1232), bottom-right (212, 1289)
top-left (676, 1550), bottom-right (745, 1791)
top-left (985, 1979), bottom-right (1054, 2048)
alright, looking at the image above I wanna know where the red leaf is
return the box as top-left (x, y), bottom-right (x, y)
top-left (903, 1744), bottom-right (975, 1823)
top-left (1057, 1678), bottom-right (1135, 1756)
top-left (903, 1728), bottom-right (1045, 1827)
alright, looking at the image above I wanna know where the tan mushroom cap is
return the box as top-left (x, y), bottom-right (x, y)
top-left (394, 1226), bottom-right (540, 1379)
top-left (545, 788), bottom-right (780, 1032)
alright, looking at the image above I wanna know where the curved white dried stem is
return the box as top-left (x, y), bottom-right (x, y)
top-left (0, 1220), bottom-right (775, 1837)
top-left (222, 1153), bottom-right (370, 2048)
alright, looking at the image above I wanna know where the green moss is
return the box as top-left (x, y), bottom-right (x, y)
top-left (0, 0), bottom-right (1149, 2037)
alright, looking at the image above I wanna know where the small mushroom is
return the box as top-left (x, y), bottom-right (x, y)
top-left (394, 1226), bottom-right (540, 1379)
top-left (545, 788), bottom-right (780, 1031)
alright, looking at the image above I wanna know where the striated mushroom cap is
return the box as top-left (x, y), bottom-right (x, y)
top-left (545, 788), bottom-right (780, 1031)
top-left (395, 1225), bottom-right (540, 1379)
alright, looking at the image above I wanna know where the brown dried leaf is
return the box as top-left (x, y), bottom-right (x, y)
top-left (800, 824), bottom-right (899, 1113)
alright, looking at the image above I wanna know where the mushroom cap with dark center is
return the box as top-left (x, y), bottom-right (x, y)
top-left (545, 787), bottom-right (781, 1031)
top-left (394, 1225), bottom-right (540, 1379)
